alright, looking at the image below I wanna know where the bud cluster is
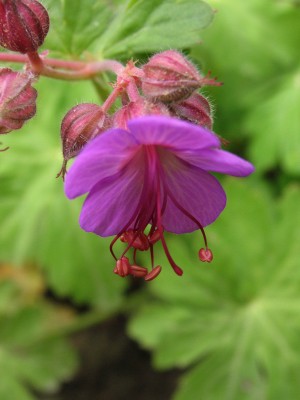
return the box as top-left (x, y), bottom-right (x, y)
top-left (59, 50), bottom-right (221, 178)
top-left (0, 0), bottom-right (49, 146)
top-left (0, 2), bottom-right (220, 163)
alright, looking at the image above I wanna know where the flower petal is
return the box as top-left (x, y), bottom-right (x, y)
top-left (161, 162), bottom-right (226, 233)
top-left (64, 127), bottom-right (138, 199)
top-left (128, 116), bottom-right (220, 151)
top-left (178, 148), bottom-right (255, 177)
top-left (79, 152), bottom-right (144, 236)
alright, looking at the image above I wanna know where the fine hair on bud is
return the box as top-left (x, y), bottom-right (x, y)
top-left (0, 68), bottom-right (37, 134)
top-left (0, 0), bottom-right (50, 53)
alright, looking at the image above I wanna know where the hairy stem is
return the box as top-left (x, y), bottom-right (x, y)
top-left (0, 51), bottom-right (124, 80)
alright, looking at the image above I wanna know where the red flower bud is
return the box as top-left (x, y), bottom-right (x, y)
top-left (171, 93), bottom-right (213, 129)
top-left (57, 103), bottom-right (106, 179)
top-left (142, 50), bottom-right (221, 103)
top-left (0, 0), bottom-right (49, 53)
top-left (141, 50), bottom-right (199, 103)
top-left (113, 98), bottom-right (170, 129)
top-left (0, 68), bottom-right (37, 134)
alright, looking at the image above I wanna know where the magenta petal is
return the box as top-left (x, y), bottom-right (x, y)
top-left (128, 116), bottom-right (220, 151)
top-left (65, 128), bottom-right (138, 199)
top-left (79, 161), bottom-right (143, 236)
top-left (179, 148), bottom-right (255, 177)
top-left (162, 163), bottom-right (226, 233)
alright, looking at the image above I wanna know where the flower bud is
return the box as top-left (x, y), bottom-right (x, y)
top-left (113, 98), bottom-right (170, 129)
top-left (171, 93), bottom-right (213, 129)
top-left (142, 50), bottom-right (209, 103)
top-left (57, 103), bottom-right (106, 179)
top-left (0, 0), bottom-right (49, 53)
top-left (0, 68), bottom-right (37, 134)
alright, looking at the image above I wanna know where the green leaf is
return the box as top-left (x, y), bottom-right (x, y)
top-left (245, 71), bottom-right (300, 174)
top-left (42, 0), bottom-right (213, 59)
top-left (128, 180), bottom-right (300, 399)
top-left (0, 302), bottom-right (78, 400)
top-left (99, 0), bottom-right (214, 58)
top-left (43, 0), bottom-right (114, 56)
top-left (190, 0), bottom-right (300, 141)
top-left (0, 78), bottom-right (127, 307)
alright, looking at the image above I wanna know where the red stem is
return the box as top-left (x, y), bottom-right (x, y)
top-left (0, 51), bottom-right (124, 80)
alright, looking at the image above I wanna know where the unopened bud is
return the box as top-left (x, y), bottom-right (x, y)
top-left (142, 50), bottom-right (220, 103)
top-left (0, 0), bottom-right (49, 53)
top-left (57, 103), bottom-right (106, 179)
top-left (0, 68), bottom-right (37, 134)
top-left (113, 98), bottom-right (170, 129)
top-left (171, 93), bottom-right (213, 129)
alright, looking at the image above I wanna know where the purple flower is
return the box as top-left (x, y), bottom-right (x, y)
top-left (65, 116), bottom-right (254, 279)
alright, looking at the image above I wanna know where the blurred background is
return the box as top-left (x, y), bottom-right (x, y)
top-left (1, 0), bottom-right (300, 399)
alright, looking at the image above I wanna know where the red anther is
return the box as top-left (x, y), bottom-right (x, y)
top-left (120, 230), bottom-right (149, 251)
top-left (129, 265), bottom-right (148, 278)
top-left (144, 265), bottom-right (162, 281)
top-left (113, 256), bottom-right (131, 277)
top-left (199, 248), bottom-right (213, 263)
top-left (148, 228), bottom-right (162, 245)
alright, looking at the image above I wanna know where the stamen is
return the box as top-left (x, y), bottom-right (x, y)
top-left (165, 185), bottom-right (209, 250)
top-left (133, 248), bottom-right (138, 265)
top-left (199, 248), bottom-right (213, 263)
top-left (145, 265), bottom-right (162, 281)
top-left (148, 227), bottom-right (162, 245)
top-left (130, 265), bottom-right (148, 278)
top-left (155, 158), bottom-right (183, 276)
top-left (110, 233), bottom-right (122, 261)
top-left (150, 243), bottom-right (154, 269)
top-left (120, 229), bottom-right (149, 251)
top-left (114, 256), bottom-right (131, 277)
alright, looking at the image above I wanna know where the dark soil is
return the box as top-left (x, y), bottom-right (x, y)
top-left (38, 315), bottom-right (181, 400)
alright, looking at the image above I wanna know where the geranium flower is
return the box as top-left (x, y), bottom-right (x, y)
top-left (65, 116), bottom-right (254, 280)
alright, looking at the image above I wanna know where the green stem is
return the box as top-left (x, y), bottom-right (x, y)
top-left (91, 75), bottom-right (112, 102)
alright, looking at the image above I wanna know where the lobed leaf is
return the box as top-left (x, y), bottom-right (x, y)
top-left (99, 0), bottom-right (214, 58)
top-left (245, 71), bottom-right (300, 174)
top-left (42, 0), bottom-right (114, 56)
top-left (0, 282), bottom-right (78, 400)
top-left (39, 0), bottom-right (214, 59)
top-left (128, 180), bottom-right (300, 398)
top-left (0, 79), bottom-right (127, 307)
